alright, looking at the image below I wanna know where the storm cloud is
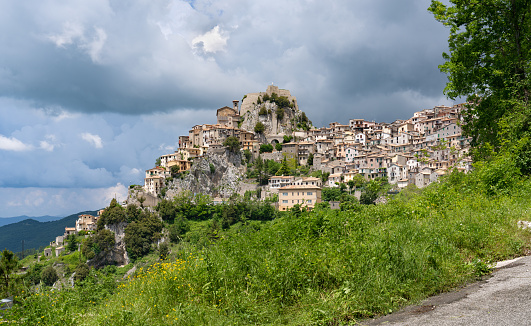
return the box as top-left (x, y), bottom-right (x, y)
top-left (0, 0), bottom-right (454, 217)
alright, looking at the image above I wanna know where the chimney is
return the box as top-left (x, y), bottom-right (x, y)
top-left (233, 100), bottom-right (239, 114)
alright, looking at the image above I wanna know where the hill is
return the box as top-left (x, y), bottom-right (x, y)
top-left (0, 215), bottom-right (61, 227)
top-left (0, 210), bottom-right (98, 253)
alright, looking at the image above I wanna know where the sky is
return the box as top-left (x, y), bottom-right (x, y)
top-left (0, 0), bottom-right (455, 218)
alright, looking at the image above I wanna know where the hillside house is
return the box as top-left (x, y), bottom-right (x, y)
top-left (278, 185), bottom-right (322, 211)
top-left (76, 214), bottom-right (98, 232)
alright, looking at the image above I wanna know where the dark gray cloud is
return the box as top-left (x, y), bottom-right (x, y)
top-left (0, 0), bottom-right (456, 217)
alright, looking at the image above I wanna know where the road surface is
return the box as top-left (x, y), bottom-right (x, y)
top-left (363, 255), bottom-right (531, 326)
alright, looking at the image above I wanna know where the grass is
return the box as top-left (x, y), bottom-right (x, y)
top-left (4, 174), bottom-right (531, 325)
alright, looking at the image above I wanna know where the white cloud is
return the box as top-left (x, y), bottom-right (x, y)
top-left (0, 135), bottom-right (32, 151)
top-left (192, 25), bottom-right (229, 53)
top-left (39, 140), bottom-right (54, 152)
top-left (47, 21), bottom-right (84, 47)
top-left (81, 132), bottom-right (103, 148)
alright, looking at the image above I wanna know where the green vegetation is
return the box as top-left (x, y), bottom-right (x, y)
top-left (262, 92), bottom-right (292, 109)
top-left (258, 106), bottom-right (267, 115)
top-left (259, 143), bottom-right (273, 153)
top-left (254, 121), bottom-right (265, 133)
top-left (3, 170), bottom-right (531, 324)
top-left (429, 1), bottom-right (531, 165)
top-left (0, 249), bottom-right (20, 297)
top-left (223, 136), bottom-right (240, 153)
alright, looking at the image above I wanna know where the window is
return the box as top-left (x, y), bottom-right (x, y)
top-left (282, 192), bottom-right (288, 196)
top-left (282, 200), bottom-right (288, 204)
top-left (308, 200), bottom-right (312, 203)
top-left (307, 192), bottom-right (313, 195)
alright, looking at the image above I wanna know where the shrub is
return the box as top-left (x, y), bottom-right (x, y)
top-left (41, 265), bottom-right (58, 286)
top-left (259, 144), bottom-right (273, 153)
top-left (74, 263), bottom-right (90, 283)
top-left (254, 122), bottom-right (265, 133)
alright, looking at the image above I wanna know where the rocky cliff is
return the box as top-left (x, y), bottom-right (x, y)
top-left (165, 149), bottom-right (248, 199)
top-left (239, 85), bottom-right (311, 138)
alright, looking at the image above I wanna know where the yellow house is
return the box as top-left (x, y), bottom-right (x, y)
top-left (278, 185), bottom-right (322, 211)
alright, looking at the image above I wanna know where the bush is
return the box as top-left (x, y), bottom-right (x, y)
top-left (74, 263), bottom-right (90, 283)
top-left (169, 217), bottom-right (191, 243)
top-left (41, 265), bottom-right (58, 286)
top-left (124, 214), bottom-right (163, 261)
top-left (254, 122), bottom-right (265, 133)
top-left (259, 144), bottom-right (273, 153)
top-left (158, 243), bottom-right (169, 260)
top-left (223, 136), bottom-right (241, 153)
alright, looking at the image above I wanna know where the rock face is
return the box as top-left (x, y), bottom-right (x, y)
top-left (239, 85), bottom-right (306, 138)
top-left (165, 149), bottom-right (246, 199)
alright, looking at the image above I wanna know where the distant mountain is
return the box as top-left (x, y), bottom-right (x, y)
top-left (0, 210), bottom-right (98, 253)
top-left (0, 215), bottom-right (61, 227)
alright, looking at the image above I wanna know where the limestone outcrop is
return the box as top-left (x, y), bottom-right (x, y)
top-left (239, 85), bottom-right (310, 139)
top-left (165, 149), bottom-right (247, 199)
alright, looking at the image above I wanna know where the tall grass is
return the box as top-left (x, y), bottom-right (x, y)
top-left (5, 174), bottom-right (531, 325)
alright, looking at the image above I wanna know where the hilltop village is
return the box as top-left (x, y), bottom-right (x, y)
top-left (135, 85), bottom-right (471, 211)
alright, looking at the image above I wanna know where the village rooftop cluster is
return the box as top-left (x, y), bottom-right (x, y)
top-left (142, 85), bottom-right (472, 211)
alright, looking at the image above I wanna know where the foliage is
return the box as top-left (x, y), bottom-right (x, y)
top-left (429, 0), bottom-right (531, 162)
top-left (223, 136), bottom-right (241, 153)
top-left (4, 170), bottom-right (531, 325)
top-left (158, 242), bottom-right (169, 260)
top-left (66, 234), bottom-right (78, 252)
top-left (276, 157), bottom-right (291, 176)
top-left (259, 143), bottom-right (273, 153)
top-left (124, 214), bottom-right (163, 261)
top-left (209, 163), bottom-right (216, 174)
top-left (308, 153), bottom-right (314, 166)
top-left (74, 263), bottom-right (90, 283)
top-left (97, 199), bottom-right (126, 229)
top-left (283, 135), bottom-right (293, 143)
top-left (276, 107), bottom-right (285, 120)
top-left (258, 106), bottom-right (267, 115)
top-left (0, 249), bottom-right (20, 297)
top-left (169, 217), bottom-right (191, 243)
top-left (81, 229), bottom-right (116, 260)
top-left (41, 265), bottom-right (58, 286)
top-left (275, 142), bottom-right (282, 151)
top-left (254, 121), bottom-right (265, 133)
top-left (296, 111), bottom-right (312, 131)
top-left (23, 263), bottom-right (44, 285)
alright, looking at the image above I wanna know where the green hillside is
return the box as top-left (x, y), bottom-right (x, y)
top-left (0, 210), bottom-right (98, 253)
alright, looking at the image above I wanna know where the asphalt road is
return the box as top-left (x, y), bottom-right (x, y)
top-left (363, 256), bottom-right (531, 326)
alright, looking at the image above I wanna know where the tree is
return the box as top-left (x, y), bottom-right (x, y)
top-left (275, 142), bottom-right (283, 151)
top-left (223, 136), bottom-right (240, 153)
top-left (429, 1), bottom-right (531, 163)
top-left (82, 229), bottom-right (116, 260)
top-left (254, 121), bottom-right (265, 133)
top-left (169, 217), bottom-right (190, 243)
top-left (276, 157), bottom-right (290, 176)
top-left (41, 265), bottom-right (58, 286)
top-left (155, 157), bottom-right (161, 166)
top-left (124, 214), bottom-right (163, 261)
top-left (0, 249), bottom-right (20, 296)
top-left (66, 234), bottom-right (78, 252)
top-left (259, 144), bottom-right (273, 153)
top-left (308, 153), bottom-right (314, 166)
